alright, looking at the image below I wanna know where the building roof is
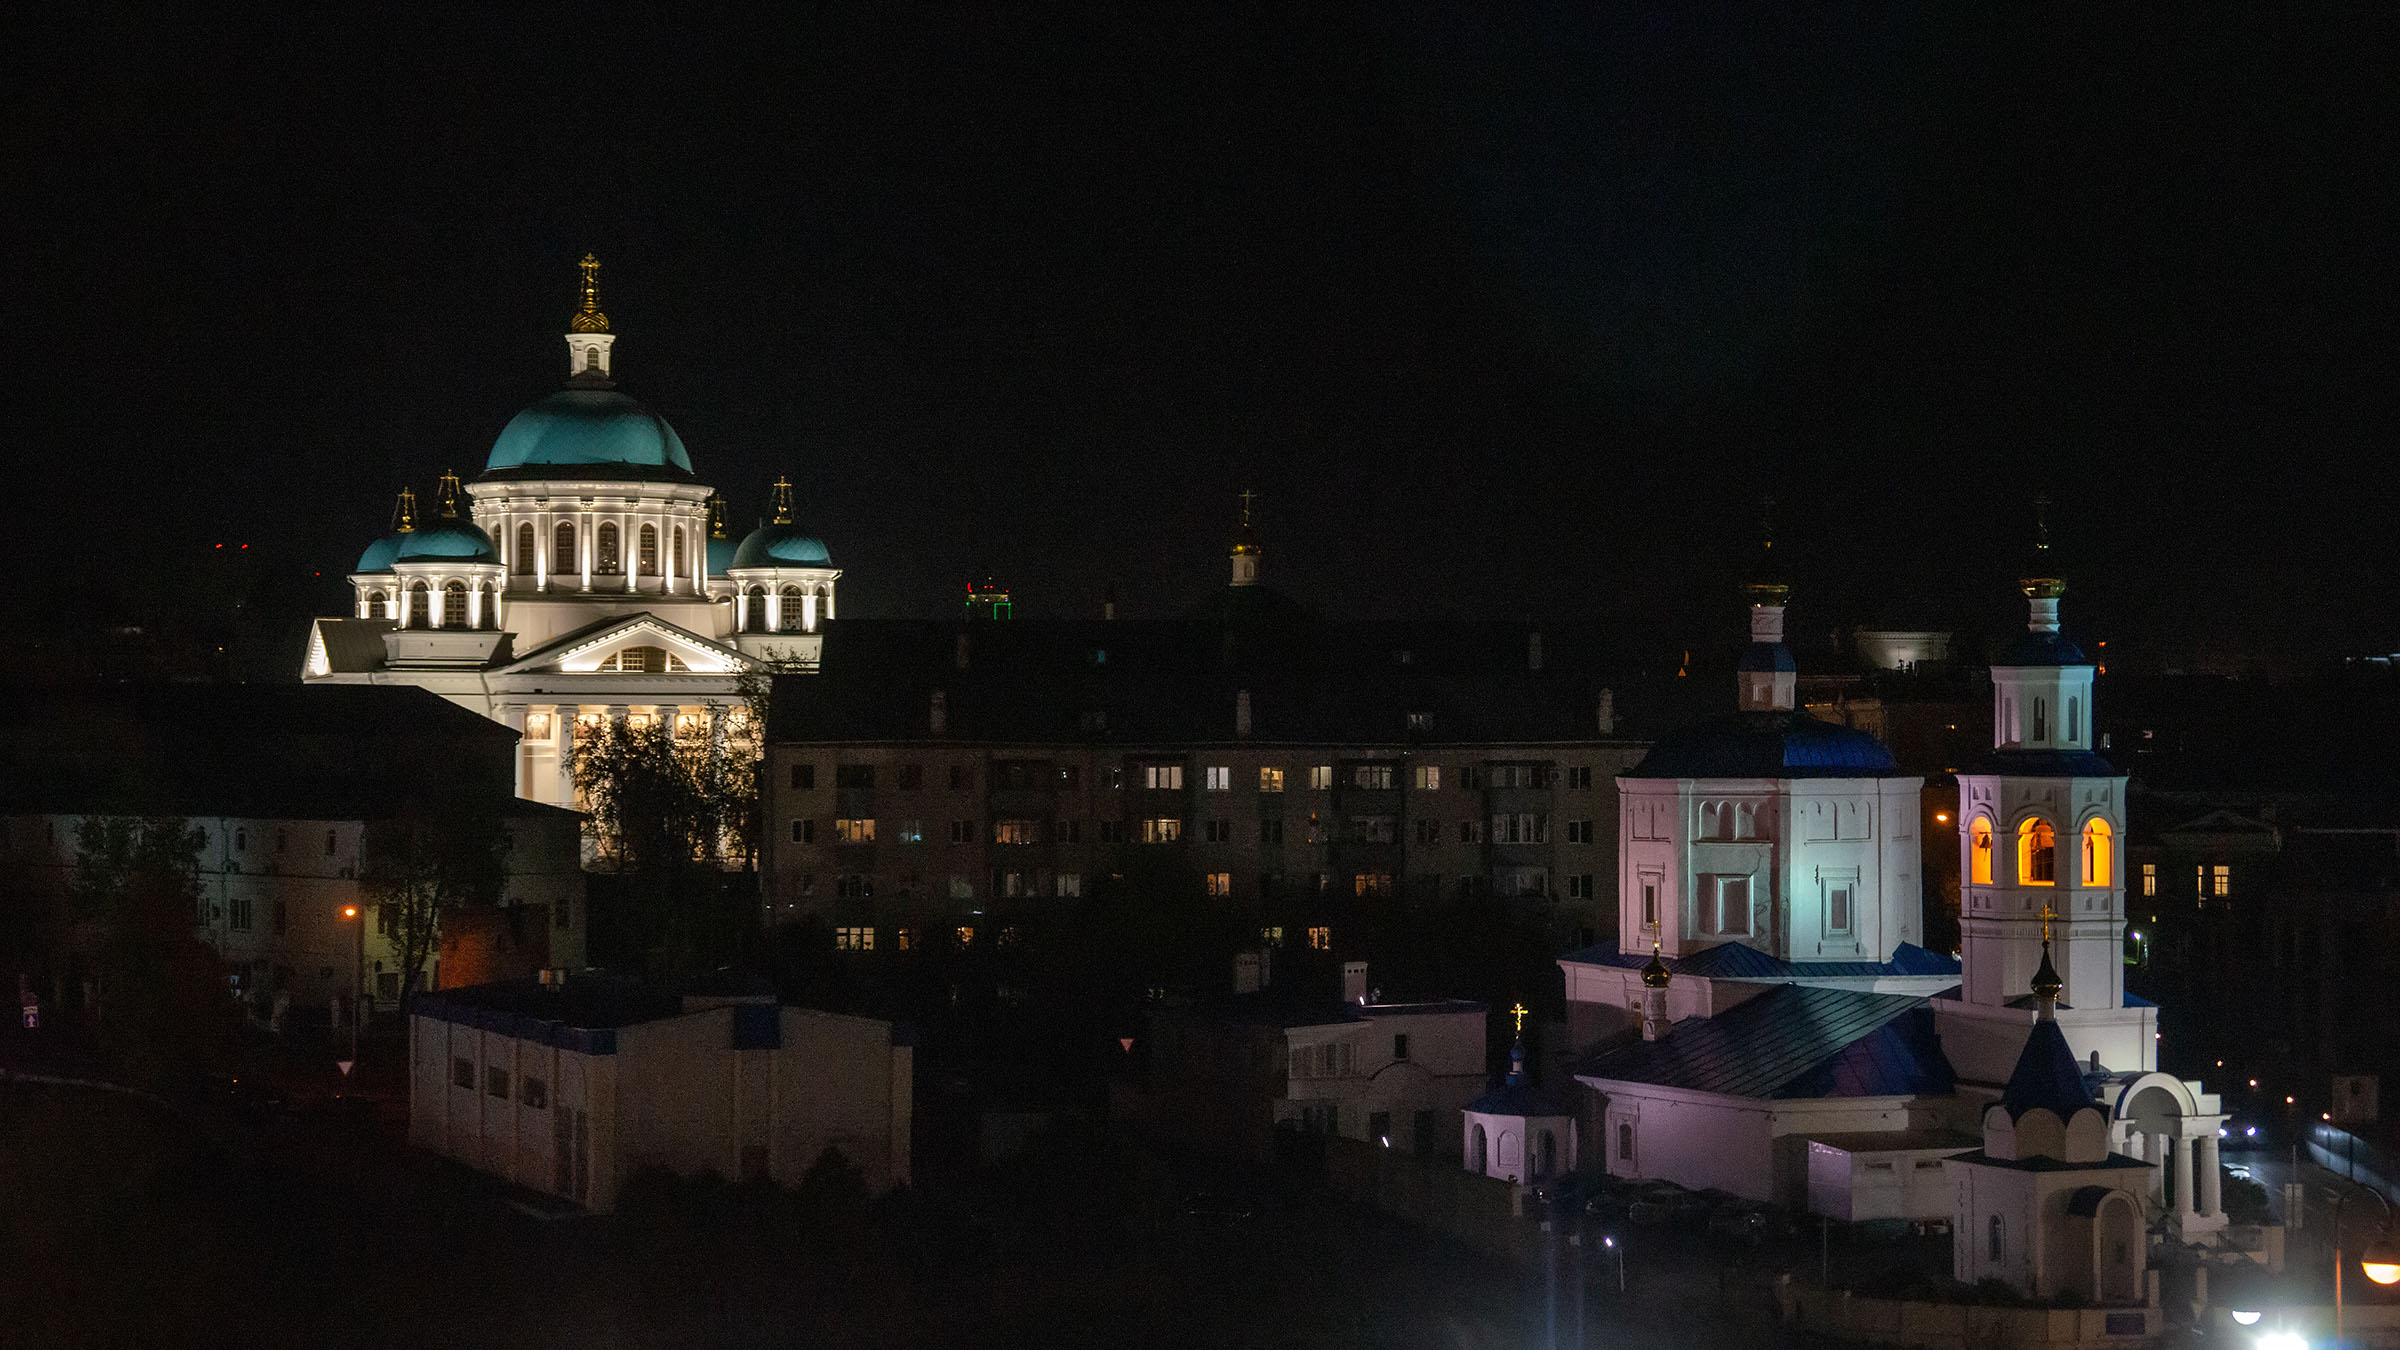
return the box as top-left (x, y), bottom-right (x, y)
top-left (1803, 1128), bottom-right (1979, 1155)
top-left (730, 520), bottom-right (833, 569)
top-left (482, 388), bottom-right (694, 477)
top-left (1626, 709), bottom-right (1902, 780)
top-left (1995, 630), bottom-right (2089, 667)
top-left (1560, 939), bottom-right (1960, 982)
top-left (1574, 984), bottom-right (1957, 1100)
top-left (766, 619), bottom-right (1651, 748)
top-left (1965, 748), bottom-right (2121, 777)
top-left (1466, 1081), bottom-right (1571, 1116)
top-left (356, 533), bottom-right (406, 573)
top-left (1998, 1016), bottom-right (2095, 1121)
top-left (394, 521), bottom-right (499, 565)
top-left (1944, 1150), bottom-right (2151, 1174)
top-left (313, 618), bottom-right (397, 673)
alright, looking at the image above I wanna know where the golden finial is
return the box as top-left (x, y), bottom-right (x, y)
top-left (707, 492), bottom-right (728, 539)
top-left (1510, 1002), bottom-right (1528, 1037)
top-left (1231, 488), bottom-right (1262, 556)
top-left (571, 253), bottom-right (611, 333)
top-left (392, 486), bottom-right (418, 534)
top-left (770, 477), bottom-right (795, 526)
top-left (2039, 901), bottom-right (2056, 945)
top-left (434, 469), bottom-right (463, 520)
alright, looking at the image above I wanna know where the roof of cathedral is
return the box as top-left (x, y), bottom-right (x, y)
top-left (1626, 709), bottom-right (1901, 779)
top-left (1997, 1016), bottom-right (2095, 1121)
top-left (1573, 984), bottom-right (1957, 1100)
top-left (730, 521), bottom-right (833, 569)
top-left (393, 521), bottom-right (499, 564)
top-left (1560, 940), bottom-right (1960, 981)
top-left (483, 388), bottom-right (695, 478)
top-left (1966, 747), bottom-right (2120, 777)
top-left (1995, 630), bottom-right (2088, 667)
top-left (356, 533), bottom-right (405, 573)
top-left (312, 618), bottom-right (400, 673)
top-left (1942, 1150), bottom-right (2151, 1174)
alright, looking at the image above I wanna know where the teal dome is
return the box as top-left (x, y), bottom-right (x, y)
top-left (355, 534), bottom-right (404, 573)
top-left (394, 523), bottom-right (499, 564)
top-left (706, 534), bottom-right (739, 576)
top-left (484, 389), bottom-right (694, 477)
top-left (731, 522), bottom-right (832, 569)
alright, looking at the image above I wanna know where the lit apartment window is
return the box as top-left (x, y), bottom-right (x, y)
top-left (673, 712), bottom-right (704, 741)
top-left (1141, 818), bottom-right (1183, 844)
top-left (895, 928), bottom-right (915, 951)
top-left (1307, 925), bottom-right (1332, 950)
top-left (835, 927), bottom-right (874, 951)
top-left (835, 818), bottom-right (875, 844)
top-left (1309, 765), bottom-right (1333, 791)
top-left (526, 711), bottom-right (554, 740)
top-left (1260, 925), bottom-right (1284, 947)
top-left (899, 820), bottom-right (924, 844)
top-left (1205, 766), bottom-right (1231, 791)
top-left (2141, 863), bottom-right (2156, 896)
top-left (1406, 711), bottom-right (1432, 731)
top-left (2211, 864), bottom-right (2231, 897)
top-left (1353, 765), bottom-right (1395, 790)
top-left (625, 712), bottom-right (655, 733)
top-left (1144, 765), bottom-right (1184, 790)
top-left (1412, 765), bottom-right (1441, 791)
top-left (955, 926), bottom-right (976, 948)
top-left (1056, 873), bottom-right (1082, 898)
top-left (1206, 872), bottom-right (1232, 897)
top-left (993, 819), bottom-right (1038, 844)
top-left (1354, 873), bottom-right (1393, 898)
top-left (1259, 767), bottom-right (1286, 793)
top-left (1566, 819), bottom-right (1594, 844)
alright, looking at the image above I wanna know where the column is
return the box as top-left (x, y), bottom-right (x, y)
top-left (557, 708), bottom-right (578, 808)
top-left (2172, 1135), bottom-right (2195, 1222)
top-left (2147, 1132), bottom-right (2167, 1209)
top-left (766, 588), bottom-right (782, 632)
top-left (2199, 1134), bottom-right (2222, 1217)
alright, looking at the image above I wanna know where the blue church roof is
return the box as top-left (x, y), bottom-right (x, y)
top-left (1562, 939), bottom-right (1960, 982)
top-left (1628, 710), bottom-right (1901, 779)
top-left (1574, 985), bottom-right (1956, 1100)
top-left (1998, 1017), bottom-right (2094, 1120)
top-left (1996, 630), bottom-right (2088, 667)
top-left (484, 388), bottom-right (694, 477)
top-left (355, 533), bottom-right (404, 573)
top-left (393, 522), bottom-right (499, 565)
top-left (706, 532), bottom-right (739, 576)
top-left (731, 521), bottom-right (832, 568)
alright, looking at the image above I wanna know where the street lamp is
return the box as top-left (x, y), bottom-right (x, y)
top-left (2330, 1178), bottom-right (2400, 1339)
top-left (338, 904), bottom-right (363, 1068)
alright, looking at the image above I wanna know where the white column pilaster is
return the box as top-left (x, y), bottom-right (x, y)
top-left (2199, 1134), bottom-right (2221, 1217)
top-left (2172, 1135), bottom-right (2195, 1221)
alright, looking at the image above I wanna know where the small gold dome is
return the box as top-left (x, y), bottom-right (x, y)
top-left (570, 253), bottom-right (611, 334)
top-left (1640, 942), bottom-right (1672, 989)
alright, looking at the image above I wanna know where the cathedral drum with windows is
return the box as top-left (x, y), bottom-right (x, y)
top-left (302, 256), bottom-right (842, 806)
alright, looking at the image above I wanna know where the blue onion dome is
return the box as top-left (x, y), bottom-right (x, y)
top-left (1629, 710), bottom-right (1901, 779)
top-left (483, 388), bottom-right (694, 478)
top-left (395, 522), bottom-right (499, 564)
top-left (355, 485), bottom-right (419, 573)
top-left (729, 477), bottom-right (832, 568)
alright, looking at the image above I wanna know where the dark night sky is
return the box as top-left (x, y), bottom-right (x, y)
top-left (4, 6), bottom-right (2393, 669)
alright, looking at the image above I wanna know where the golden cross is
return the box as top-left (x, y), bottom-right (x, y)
top-left (1238, 488), bottom-right (1257, 525)
top-left (2039, 902), bottom-right (2057, 944)
top-left (579, 252), bottom-right (601, 298)
top-left (1510, 1002), bottom-right (1528, 1036)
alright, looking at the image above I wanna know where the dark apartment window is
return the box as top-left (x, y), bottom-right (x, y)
top-left (837, 764), bottom-right (876, 790)
top-left (234, 828), bottom-right (247, 852)
top-left (791, 819), bottom-right (815, 844)
top-left (454, 1058), bottom-right (475, 1090)
top-left (897, 763), bottom-right (924, 790)
top-left (950, 820), bottom-right (977, 844)
top-left (325, 829), bottom-right (337, 856)
top-left (1052, 819), bottom-right (1082, 844)
top-left (950, 765), bottom-right (974, 791)
top-left (272, 899), bottom-right (288, 935)
top-left (1098, 820), bottom-right (1127, 844)
top-left (555, 897), bottom-right (573, 930)
top-left (522, 1077), bottom-right (548, 1110)
top-left (1393, 1033), bottom-right (1410, 1061)
top-left (274, 829), bottom-right (287, 853)
top-left (487, 1066), bottom-right (510, 1099)
top-left (790, 763), bottom-right (816, 791)
top-left (1205, 820), bottom-right (1231, 843)
top-left (1568, 766), bottom-right (1593, 790)
top-left (1413, 819), bottom-right (1441, 844)
top-left (1260, 818), bottom-right (1284, 846)
top-left (1059, 765), bottom-right (1081, 790)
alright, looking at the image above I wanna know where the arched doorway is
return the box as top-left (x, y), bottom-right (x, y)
top-left (1470, 1123), bottom-right (1487, 1174)
top-left (2095, 1192), bottom-right (2140, 1302)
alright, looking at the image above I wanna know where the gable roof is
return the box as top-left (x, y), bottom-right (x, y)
top-left (496, 613), bottom-right (755, 675)
top-left (1574, 984), bottom-right (1956, 1100)
top-left (1560, 940), bottom-right (1960, 982)
top-left (1998, 1017), bottom-right (2095, 1120)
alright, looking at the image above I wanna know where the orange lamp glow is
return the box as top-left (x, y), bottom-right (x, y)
top-left (341, 905), bottom-right (359, 920)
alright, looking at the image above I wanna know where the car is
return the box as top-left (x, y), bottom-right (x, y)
top-left (1626, 1198), bottom-right (1675, 1227)
top-left (2227, 1164), bottom-right (2253, 1180)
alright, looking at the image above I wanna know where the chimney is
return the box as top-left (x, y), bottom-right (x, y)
top-left (1342, 960), bottom-right (1368, 1004)
top-left (1234, 951), bottom-right (1263, 995)
top-left (954, 632), bottom-right (970, 671)
top-left (1528, 630), bottom-right (1544, 671)
top-left (1596, 688), bottom-right (1615, 735)
top-left (1235, 689), bottom-right (1252, 738)
top-left (929, 690), bottom-right (947, 734)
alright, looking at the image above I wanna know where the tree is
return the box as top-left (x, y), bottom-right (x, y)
top-left (69, 816), bottom-right (223, 1079)
top-left (359, 796), bottom-right (511, 1007)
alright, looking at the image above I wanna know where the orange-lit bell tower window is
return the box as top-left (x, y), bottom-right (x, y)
top-left (2018, 818), bottom-right (2056, 885)
top-left (1970, 817), bottom-right (1995, 885)
top-left (2081, 818), bottom-right (2113, 888)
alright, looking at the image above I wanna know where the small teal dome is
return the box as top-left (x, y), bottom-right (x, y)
top-left (706, 533), bottom-right (739, 576)
top-left (731, 522), bottom-right (832, 569)
top-left (395, 523), bottom-right (499, 564)
top-left (485, 389), bottom-right (694, 476)
top-left (355, 534), bottom-right (404, 573)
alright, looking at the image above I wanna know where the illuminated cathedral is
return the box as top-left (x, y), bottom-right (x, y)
top-left (302, 257), bottom-right (840, 807)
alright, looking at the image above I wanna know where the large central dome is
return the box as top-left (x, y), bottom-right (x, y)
top-left (483, 388), bottom-right (694, 478)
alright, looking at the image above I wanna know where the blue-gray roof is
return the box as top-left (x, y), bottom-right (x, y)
top-left (1999, 1017), bottom-right (2093, 1120)
top-left (355, 533), bottom-right (404, 573)
top-left (731, 521), bottom-right (833, 569)
top-left (1628, 710), bottom-right (1900, 779)
top-left (1996, 631), bottom-right (2088, 666)
top-left (484, 388), bottom-right (694, 476)
top-left (1574, 984), bottom-right (1957, 1100)
top-left (1562, 939), bottom-right (1960, 982)
top-left (393, 522), bottom-right (499, 565)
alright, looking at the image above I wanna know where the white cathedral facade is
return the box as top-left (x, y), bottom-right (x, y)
top-left (302, 257), bottom-right (840, 807)
top-left (1549, 537), bottom-right (2227, 1296)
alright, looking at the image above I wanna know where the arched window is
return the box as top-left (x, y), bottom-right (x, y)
top-left (1471, 1124), bottom-right (1488, 1173)
top-left (1734, 803), bottom-right (1757, 840)
top-left (478, 582), bottom-right (499, 630)
top-left (638, 524), bottom-right (658, 575)
top-left (2019, 818), bottom-right (2056, 885)
top-left (584, 344), bottom-right (601, 372)
top-left (1700, 802), bottom-right (1724, 840)
top-left (1988, 1214), bottom-right (2004, 1263)
top-left (1617, 1121), bottom-right (1634, 1162)
top-left (366, 589), bottom-right (389, 620)
top-left (2032, 698), bottom-right (2047, 742)
top-left (407, 580), bottom-right (431, 630)
top-left (2067, 697), bottom-right (2080, 743)
top-left (553, 521), bottom-right (576, 573)
top-left (1971, 817), bottom-right (1994, 885)
top-left (745, 585), bottom-right (768, 633)
top-left (672, 527), bottom-right (686, 578)
top-left (779, 584), bottom-right (805, 632)
top-left (2082, 818), bottom-right (2114, 887)
top-left (597, 522), bottom-right (621, 574)
top-left (515, 523), bottom-right (535, 575)
top-left (442, 580), bottom-right (469, 629)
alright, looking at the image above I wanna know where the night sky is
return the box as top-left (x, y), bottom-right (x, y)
top-left (7, 7), bottom-right (2393, 669)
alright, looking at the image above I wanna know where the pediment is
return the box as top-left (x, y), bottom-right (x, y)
top-left (498, 614), bottom-right (756, 676)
